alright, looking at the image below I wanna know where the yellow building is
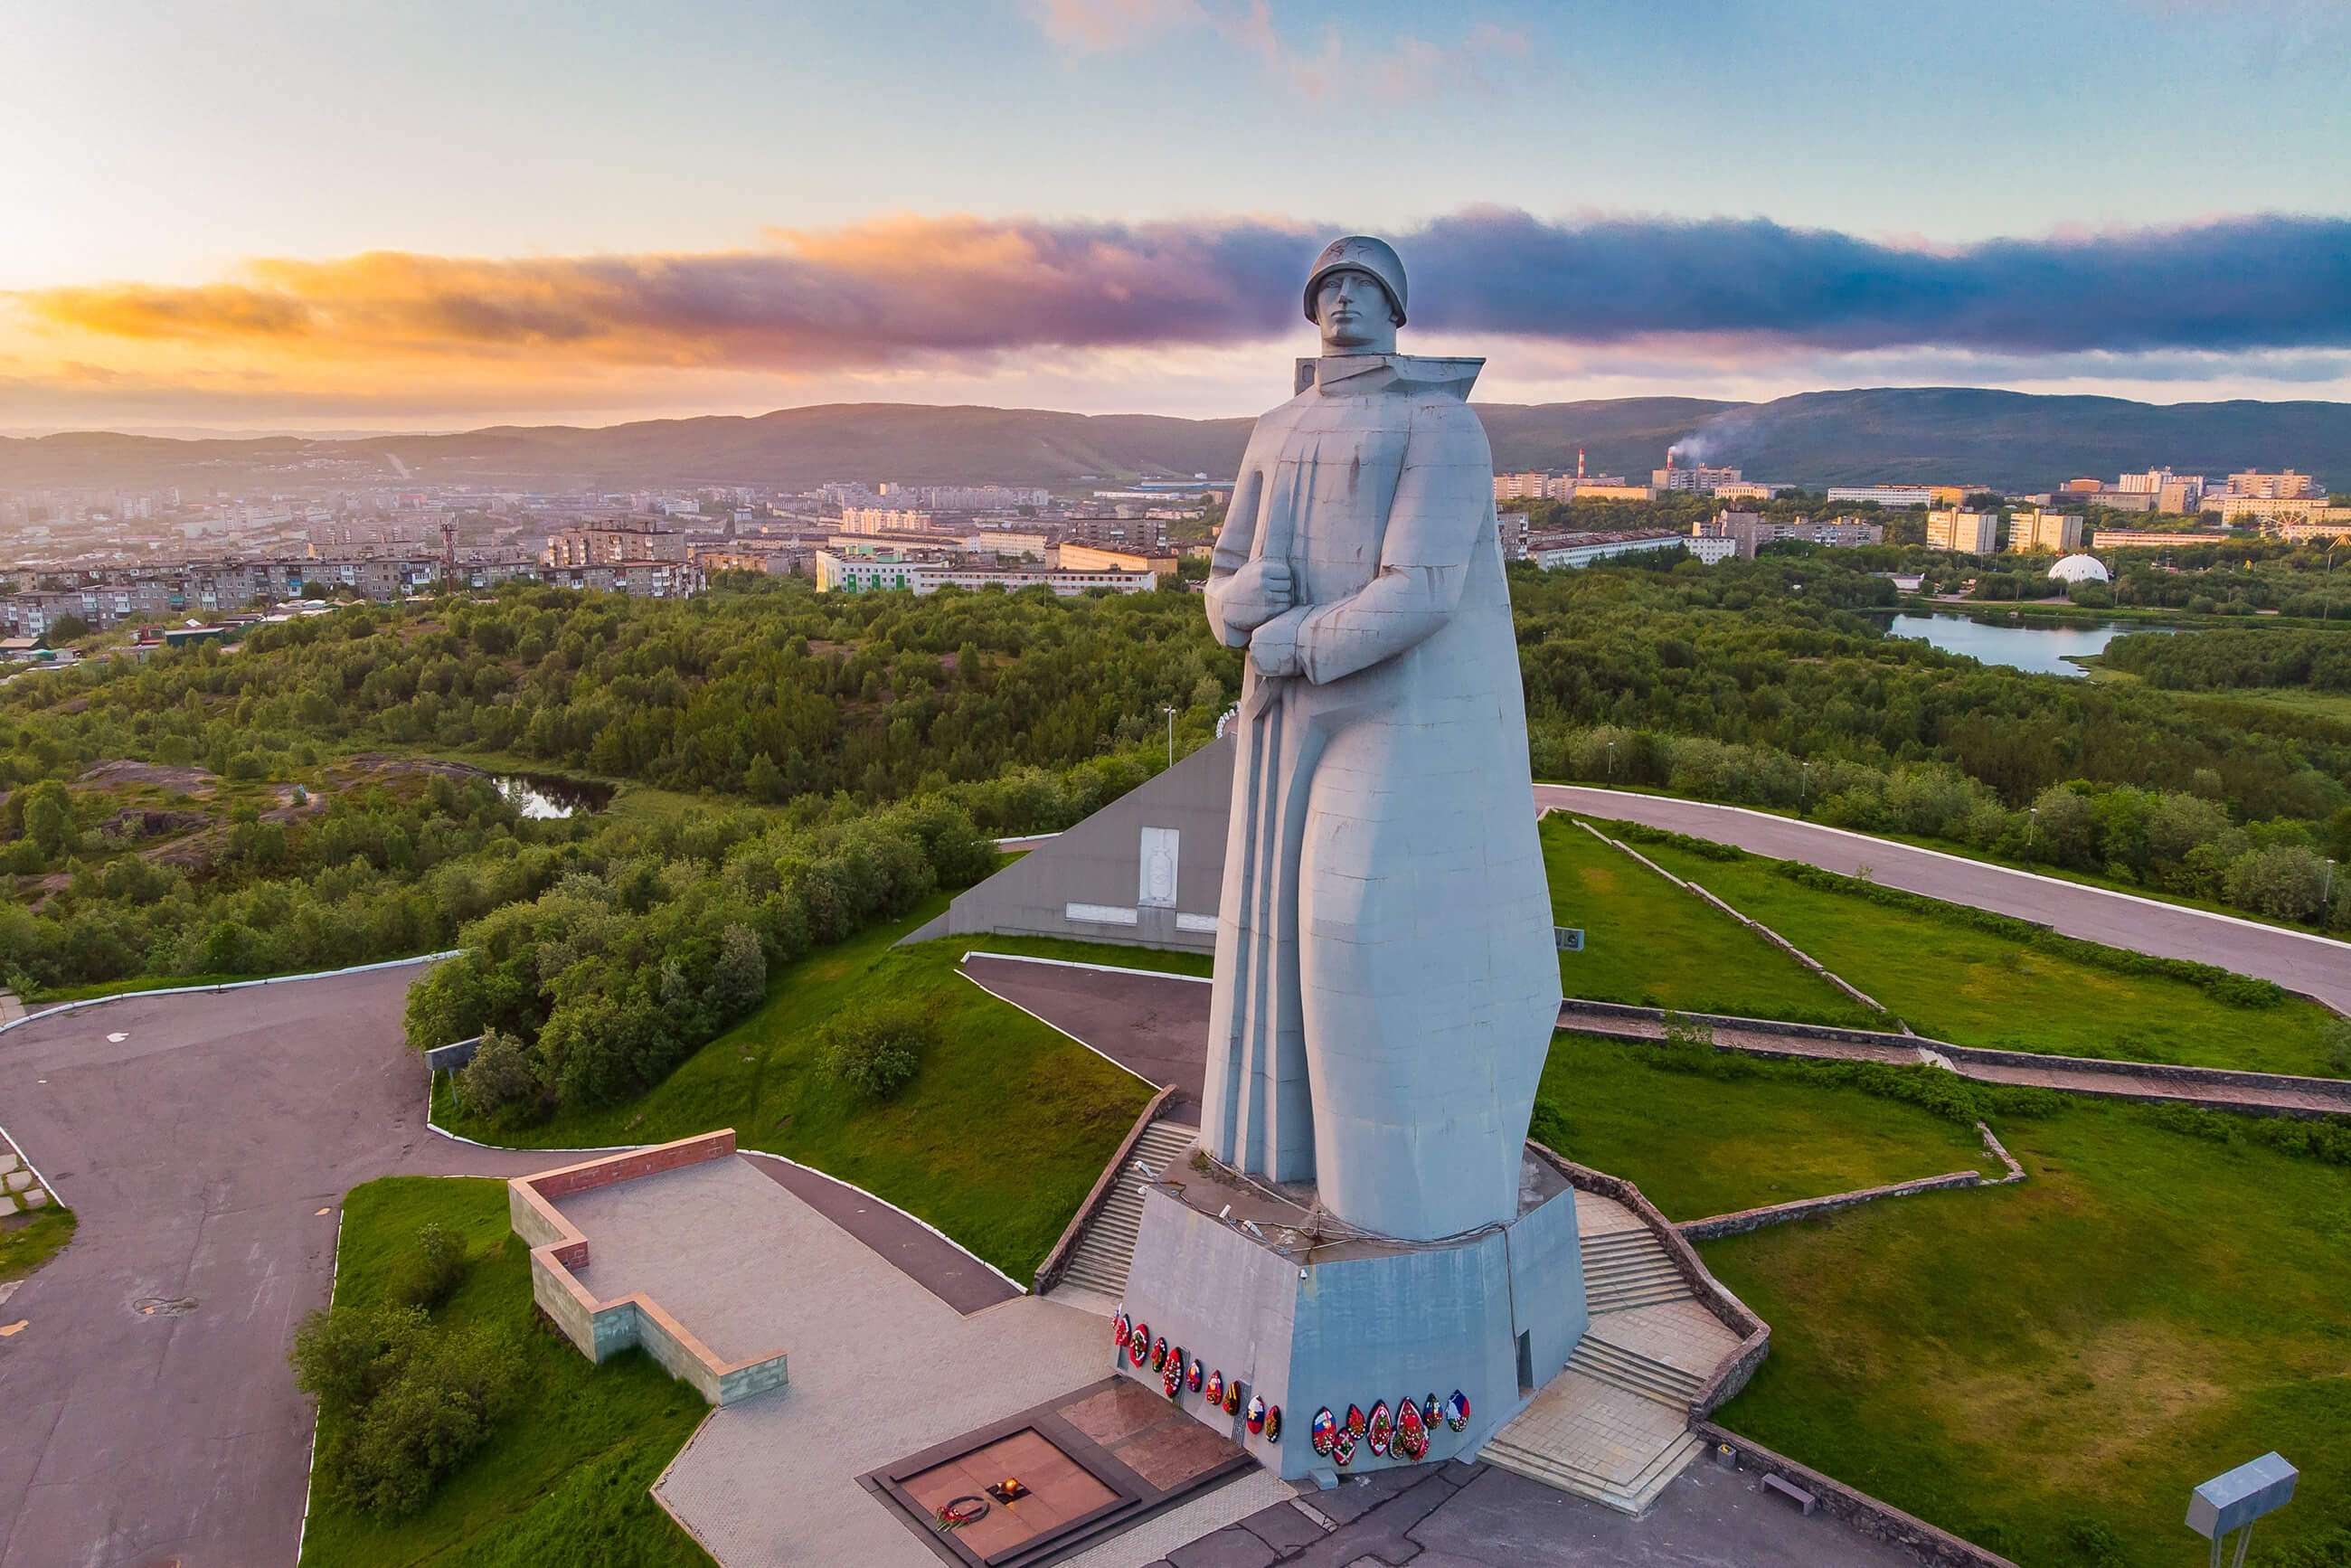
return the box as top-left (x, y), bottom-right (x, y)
top-left (1926, 509), bottom-right (1999, 553)
top-left (2006, 510), bottom-right (2084, 553)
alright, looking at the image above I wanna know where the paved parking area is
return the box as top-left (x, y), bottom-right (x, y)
top-left (0, 968), bottom-right (553, 1568)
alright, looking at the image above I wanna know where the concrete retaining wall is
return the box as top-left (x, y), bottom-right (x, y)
top-left (507, 1129), bottom-right (791, 1405)
top-left (1693, 1422), bottom-right (2024, 1568)
top-left (424, 1035), bottom-right (481, 1072)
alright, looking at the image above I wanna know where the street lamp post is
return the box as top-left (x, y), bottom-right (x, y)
top-left (2026, 806), bottom-right (2038, 862)
top-left (1163, 704), bottom-right (1176, 769)
top-left (1607, 740), bottom-right (1617, 779)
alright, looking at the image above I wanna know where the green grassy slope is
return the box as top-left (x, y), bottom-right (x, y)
top-left (433, 909), bottom-right (1155, 1279)
top-left (1543, 817), bottom-right (1880, 1026)
top-left (1632, 838), bottom-right (2343, 1076)
top-left (1536, 1034), bottom-right (1990, 1222)
top-left (298, 1177), bottom-right (711, 1568)
top-left (1703, 1100), bottom-right (2351, 1567)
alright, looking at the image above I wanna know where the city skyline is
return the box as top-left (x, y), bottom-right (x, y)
top-left (7, 0), bottom-right (2351, 429)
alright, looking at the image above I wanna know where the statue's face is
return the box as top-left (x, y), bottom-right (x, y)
top-left (1315, 269), bottom-right (1397, 354)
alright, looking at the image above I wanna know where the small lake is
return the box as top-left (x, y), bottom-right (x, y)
top-left (1884, 612), bottom-right (2176, 677)
top-left (493, 773), bottom-right (614, 818)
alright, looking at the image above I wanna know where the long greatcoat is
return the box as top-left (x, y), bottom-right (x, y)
top-left (1200, 352), bottom-right (1559, 1241)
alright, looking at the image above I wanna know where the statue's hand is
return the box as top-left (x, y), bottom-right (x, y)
top-left (1220, 558), bottom-right (1294, 632)
top-left (1248, 609), bottom-right (1306, 678)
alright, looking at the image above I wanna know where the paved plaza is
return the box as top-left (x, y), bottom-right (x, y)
top-left (581, 1155), bottom-right (1293, 1565)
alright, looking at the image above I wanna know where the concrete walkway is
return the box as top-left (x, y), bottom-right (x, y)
top-left (740, 1151), bottom-right (1018, 1315)
top-left (1534, 785), bottom-right (2351, 1014)
top-left (960, 952), bottom-right (1212, 1118)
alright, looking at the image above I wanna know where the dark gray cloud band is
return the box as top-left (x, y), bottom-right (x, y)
top-left (16, 208), bottom-right (2350, 370)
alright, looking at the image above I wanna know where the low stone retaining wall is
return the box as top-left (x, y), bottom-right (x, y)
top-left (1527, 1142), bottom-right (1770, 1419)
top-left (1033, 1082), bottom-right (1177, 1296)
top-left (1934, 1040), bottom-right (2351, 1104)
top-left (509, 1130), bottom-right (791, 1405)
top-left (1562, 997), bottom-right (1921, 1053)
top-left (1693, 1422), bottom-right (2023, 1568)
top-left (1679, 1170), bottom-right (1986, 1241)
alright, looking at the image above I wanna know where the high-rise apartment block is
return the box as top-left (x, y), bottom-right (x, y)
top-left (2007, 510), bottom-right (2084, 553)
top-left (1926, 508), bottom-right (2000, 553)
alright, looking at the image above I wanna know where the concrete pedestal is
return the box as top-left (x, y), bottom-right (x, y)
top-left (1113, 1147), bottom-right (1587, 1481)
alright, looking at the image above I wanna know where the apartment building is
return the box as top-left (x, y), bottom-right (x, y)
top-left (1926, 509), bottom-right (2000, 553)
top-left (2006, 510), bottom-right (2085, 553)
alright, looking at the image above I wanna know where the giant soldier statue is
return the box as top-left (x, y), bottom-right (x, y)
top-left (1200, 236), bottom-right (1560, 1242)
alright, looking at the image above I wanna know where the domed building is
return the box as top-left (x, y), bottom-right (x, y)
top-left (2048, 553), bottom-right (2110, 585)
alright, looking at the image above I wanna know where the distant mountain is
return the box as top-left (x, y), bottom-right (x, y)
top-left (1671, 388), bottom-right (2351, 491)
top-left (0, 388), bottom-right (2340, 493)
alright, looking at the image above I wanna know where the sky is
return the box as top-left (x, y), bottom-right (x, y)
top-left (5, 0), bottom-right (2350, 431)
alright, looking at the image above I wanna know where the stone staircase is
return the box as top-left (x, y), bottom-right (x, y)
top-left (1478, 1209), bottom-right (1719, 1514)
top-left (1053, 1120), bottom-right (1199, 1304)
top-left (1580, 1225), bottom-right (1695, 1315)
top-left (1565, 1334), bottom-right (1707, 1406)
top-left (1482, 1415), bottom-right (1707, 1516)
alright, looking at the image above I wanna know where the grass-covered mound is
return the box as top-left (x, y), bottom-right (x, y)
top-left (1540, 816), bottom-right (1882, 1027)
top-left (433, 908), bottom-right (1156, 1279)
top-left (1535, 1033), bottom-right (1994, 1222)
top-left (1702, 1098), bottom-right (2351, 1566)
top-left (298, 1176), bottom-right (709, 1568)
top-left (1624, 829), bottom-right (2345, 1076)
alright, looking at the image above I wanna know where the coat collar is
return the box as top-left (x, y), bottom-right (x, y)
top-left (1294, 353), bottom-right (1483, 400)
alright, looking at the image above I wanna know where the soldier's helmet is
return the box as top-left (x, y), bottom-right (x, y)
top-left (1302, 236), bottom-right (1407, 327)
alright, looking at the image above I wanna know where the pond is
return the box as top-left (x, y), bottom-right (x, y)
top-left (1884, 612), bottom-right (2176, 677)
top-left (493, 772), bottom-right (614, 818)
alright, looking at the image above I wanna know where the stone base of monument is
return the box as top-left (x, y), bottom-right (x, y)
top-left (1111, 1144), bottom-right (1588, 1483)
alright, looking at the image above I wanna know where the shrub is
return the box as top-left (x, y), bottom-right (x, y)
top-left (290, 1301), bottom-right (524, 1516)
top-left (389, 1223), bottom-right (466, 1309)
top-left (454, 1028), bottom-right (547, 1121)
top-left (817, 1001), bottom-right (937, 1101)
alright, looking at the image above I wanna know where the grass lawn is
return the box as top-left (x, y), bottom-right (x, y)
top-left (1629, 836), bottom-right (2345, 1077)
top-left (434, 905), bottom-right (1155, 1279)
top-left (1543, 780), bottom-right (2343, 939)
top-left (1701, 1100), bottom-right (2351, 1567)
top-left (1541, 817), bottom-right (1881, 1027)
top-left (0, 1205), bottom-right (75, 1284)
top-left (298, 1176), bottom-right (710, 1568)
top-left (1535, 1034), bottom-right (1990, 1222)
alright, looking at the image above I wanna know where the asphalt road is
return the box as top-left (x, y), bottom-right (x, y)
top-left (1534, 786), bottom-right (2351, 1015)
top-left (0, 962), bottom-right (1036, 1568)
top-left (0, 968), bottom-right (556, 1568)
top-left (958, 956), bottom-right (1212, 1118)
